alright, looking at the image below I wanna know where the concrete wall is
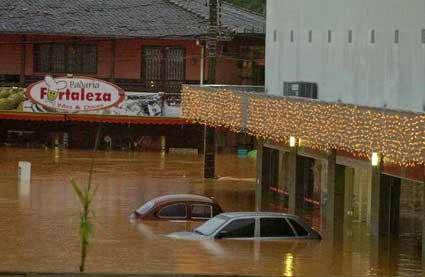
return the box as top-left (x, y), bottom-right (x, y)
top-left (266, 0), bottom-right (425, 113)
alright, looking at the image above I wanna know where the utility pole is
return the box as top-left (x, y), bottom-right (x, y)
top-left (207, 0), bottom-right (219, 84)
top-left (203, 0), bottom-right (221, 179)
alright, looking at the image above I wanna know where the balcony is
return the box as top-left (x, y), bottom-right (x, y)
top-left (181, 85), bottom-right (425, 167)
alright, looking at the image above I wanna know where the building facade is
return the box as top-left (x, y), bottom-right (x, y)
top-left (0, 0), bottom-right (265, 150)
top-left (181, 0), bottom-right (425, 271)
top-left (266, 0), bottom-right (425, 113)
top-left (0, 0), bottom-right (265, 91)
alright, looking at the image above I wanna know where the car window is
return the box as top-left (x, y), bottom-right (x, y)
top-left (288, 218), bottom-right (309, 236)
top-left (136, 200), bottom-right (154, 214)
top-left (260, 217), bottom-right (295, 237)
top-left (157, 203), bottom-right (187, 218)
top-left (191, 204), bottom-right (212, 219)
top-left (195, 215), bottom-right (228, 236)
top-left (219, 218), bottom-right (255, 238)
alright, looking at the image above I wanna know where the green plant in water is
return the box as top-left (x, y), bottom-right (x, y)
top-left (70, 176), bottom-right (99, 272)
top-left (70, 124), bottom-right (101, 272)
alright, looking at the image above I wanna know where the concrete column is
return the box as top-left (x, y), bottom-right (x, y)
top-left (344, 167), bottom-right (355, 221)
top-left (370, 166), bottom-right (401, 238)
top-left (255, 140), bottom-right (263, 211)
top-left (369, 167), bottom-right (401, 274)
top-left (356, 168), bottom-right (372, 224)
top-left (369, 166), bottom-right (401, 274)
top-left (203, 125), bottom-right (215, 179)
top-left (324, 150), bottom-right (345, 241)
top-left (287, 148), bottom-right (303, 216)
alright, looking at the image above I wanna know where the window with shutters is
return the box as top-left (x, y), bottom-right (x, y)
top-left (143, 47), bottom-right (185, 81)
top-left (34, 43), bottom-right (97, 74)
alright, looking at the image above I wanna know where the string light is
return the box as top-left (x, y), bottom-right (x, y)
top-left (181, 85), bottom-right (243, 133)
top-left (182, 86), bottom-right (425, 167)
top-left (371, 152), bottom-right (380, 167)
top-left (289, 136), bottom-right (296, 148)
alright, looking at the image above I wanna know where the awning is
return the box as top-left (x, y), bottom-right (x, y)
top-left (0, 111), bottom-right (65, 122)
top-left (0, 111), bottom-right (187, 125)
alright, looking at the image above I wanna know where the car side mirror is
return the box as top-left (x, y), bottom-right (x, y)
top-left (215, 230), bottom-right (228, 239)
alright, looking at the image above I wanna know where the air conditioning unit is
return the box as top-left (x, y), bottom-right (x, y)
top-left (283, 82), bottom-right (318, 99)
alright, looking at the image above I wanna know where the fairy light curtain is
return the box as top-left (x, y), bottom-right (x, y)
top-left (182, 85), bottom-right (425, 167)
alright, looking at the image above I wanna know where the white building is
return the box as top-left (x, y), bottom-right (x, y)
top-left (266, 0), bottom-right (425, 113)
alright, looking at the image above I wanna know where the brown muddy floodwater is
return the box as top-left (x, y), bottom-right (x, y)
top-left (0, 148), bottom-right (422, 276)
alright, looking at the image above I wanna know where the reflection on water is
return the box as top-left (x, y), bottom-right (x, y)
top-left (0, 147), bottom-right (422, 276)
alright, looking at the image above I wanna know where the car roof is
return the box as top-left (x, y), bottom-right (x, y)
top-left (150, 194), bottom-right (216, 205)
top-left (219, 212), bottom-right (300, 219)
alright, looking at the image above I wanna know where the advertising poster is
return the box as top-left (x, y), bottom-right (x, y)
top-left (0, 76), bottom-right (181, 117)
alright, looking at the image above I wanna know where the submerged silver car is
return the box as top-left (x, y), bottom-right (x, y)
top-left (167, 212), bottom-right (321, 240)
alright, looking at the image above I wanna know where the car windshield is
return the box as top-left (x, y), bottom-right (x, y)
top-left (136, 200), bottom-right (154, 214)
top-left (194, 215), bottom-right (228, 236)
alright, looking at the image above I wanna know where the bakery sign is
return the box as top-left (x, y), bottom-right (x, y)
top-left (26, 76), bottom-right (125, 112)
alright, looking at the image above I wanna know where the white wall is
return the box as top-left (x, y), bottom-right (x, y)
top-left (266, 0), bottom-right (425, 113)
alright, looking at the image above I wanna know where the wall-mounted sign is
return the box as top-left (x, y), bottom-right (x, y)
top-left (0, 76), bottom-right (181, 117)
top-left (26, 76), bottom-right (125, 113)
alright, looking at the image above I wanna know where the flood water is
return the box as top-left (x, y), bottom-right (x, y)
top-left (0, 147), bottom-right (422, 276)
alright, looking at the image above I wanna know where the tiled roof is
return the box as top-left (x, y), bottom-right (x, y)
top-left (168, 0), bottom-right (265, 34)
top-left (0, 0), bottom-right (265, 38)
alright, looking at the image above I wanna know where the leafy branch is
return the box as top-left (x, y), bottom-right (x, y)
top-left (70, 124), bottom-right (102, 272)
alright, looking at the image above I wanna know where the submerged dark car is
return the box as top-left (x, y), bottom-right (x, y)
top-left (167, 212), bottom-right (322, 240)
top-left (130, 194), bottom-right (223, 221)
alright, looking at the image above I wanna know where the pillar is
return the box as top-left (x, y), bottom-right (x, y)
top-left (255, 140), bottom-right (263, 211)
top-left (324, 150), bottom-right (345, 241)
top-left (369, 164), bottom-right (402, 274)
top-left (370, 166), bottom-right (401, 238)
top-left (344, 167), bottom-right (355, 221)
top-left (356, 167), bottom-right (372, 224)
top-left (287, 148), bottom-right (303, 216)
top-left (203, 125), bottom-right (215, 178)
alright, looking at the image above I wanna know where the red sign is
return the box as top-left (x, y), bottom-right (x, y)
top-left (26, 76), bottom-right (125, 112)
